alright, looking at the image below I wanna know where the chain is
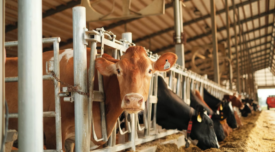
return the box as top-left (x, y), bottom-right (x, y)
top-left (50, 71), bottom-right (89, 96)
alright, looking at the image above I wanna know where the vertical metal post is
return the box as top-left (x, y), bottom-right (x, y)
top-left (210, 0), bottom-right (220, 84)
top-left (183, 76), bottom-right (187, 101)
top-left (0, 0), bottom-right (4, 150)
top-left (88, 39), bottom-right (98, 143)
top-left (152, 75), bottom-right (158, 130)
top-left (236, 6), bottom-right (243, 94)
top-left (186, 77), bottom-right (190, 105)
top-left (169, 71), bottom-right (174, 91)
top-left (73, 7), bottom-right (90, 152)
top-left (176, 74), bottom-right (182, 98)
top-left (18, 0), bottom-right (43, 151)
top-left (233, 0), bottom-right (240, 92)
top-left (173, 0), bottom-right (185, 67)
top-left (53, 40), bottom-right (62, 151)
top-left (226, 0), bottom-right (233, 90)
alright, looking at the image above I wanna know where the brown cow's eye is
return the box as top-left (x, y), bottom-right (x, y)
top-left (117, 69), bottom-right (120, 74)
top-left (149, 69), bottom-right (152, 74)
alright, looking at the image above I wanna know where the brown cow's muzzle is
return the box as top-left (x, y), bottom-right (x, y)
top-left (121, 93), bottom-right (144, 113)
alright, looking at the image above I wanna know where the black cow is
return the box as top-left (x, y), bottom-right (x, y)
top-left (156, 76), bottom-right (219, 150)
top-left (190, 91), bottom-right (225, 141)
top-left (203, 89), bottom-right (237, 129)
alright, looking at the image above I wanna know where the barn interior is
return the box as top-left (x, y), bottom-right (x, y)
top-left (2, 0), bottom-right (275, 152)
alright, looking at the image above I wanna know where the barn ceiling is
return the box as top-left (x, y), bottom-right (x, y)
top-left (4, 0), bottom-right (275, 82)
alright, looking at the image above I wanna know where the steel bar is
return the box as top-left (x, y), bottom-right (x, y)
top-left (210, 0), bottom-right (220, 84)
top-left (226, 0), bottom-right (233, 89)
top-left (152, 75), bottom-right (158, 131)
top-left (18, 0), bottom-right (43, 151)
top-left (73, 6), bottom-right (90, 152)
top-left (5, 37), bottom-right (61, 47)
top-left (53, 40), bottom-right (62, 151)
top-left (173, 0), bottom-right (185, 67)
top-left (9, 111), bottom-right (56, 118)
top-left (5, 75), bottom-right (53, 82)
top-left (233, 0), bottom-right (240, 92)
top-left (88, 40), bottom-right (97, 144)
top-left (0, 0), bottom-right (4, 150)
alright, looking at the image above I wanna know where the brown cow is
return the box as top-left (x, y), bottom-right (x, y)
top-left (5, 46), bottom-right (177, 151)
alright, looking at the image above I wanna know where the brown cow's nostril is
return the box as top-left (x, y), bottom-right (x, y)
top-left (138, 99), bottom-right (143, 105)
top-left (125, 98), bottom-right (130, 104)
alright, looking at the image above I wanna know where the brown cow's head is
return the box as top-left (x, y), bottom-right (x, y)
top-left (223, 95), bottom-right (244, 109)
top-left (96, 46), bottom-right (177, 113)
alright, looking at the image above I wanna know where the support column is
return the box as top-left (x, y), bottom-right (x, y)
top-left (226, 0), bottom-right (233, 89)
top-left (73, 7), bottom-right (90, 152)
top-left (210, 0), bottom-right (220, 84)
top-left (233, 0), bottom-right (240, 92)
top-left (18, 0), bottom-right (43, 151)
top-left (173, 0), bottom-right (185, 67)
top-left (0, 0), bottom-right (4, 150)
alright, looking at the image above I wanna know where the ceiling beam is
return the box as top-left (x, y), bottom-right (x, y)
top-left (232, 41), bottom-right (270, 56)
top-left (233, 48), bottom-right (270, 63)
top-left (135, 0), bottom-right (258, 43)
top-left (6, 0), bottom-right (81, 33)
top-left (153, 9), bottom-right (274, 53)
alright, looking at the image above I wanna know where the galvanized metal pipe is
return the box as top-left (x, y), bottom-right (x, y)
top-left (5, 75), bottom-right (53, 82)
top-left (173, 0), bottom-right (185, 67)
top-left (176, 74), bottom-right (182, 97)
top-left (9, 111), bottom-right (56, 118)
top-left (210, 0), bottom-right (220, 84)
top-left (53, 40), bottom-right (62, 151)
top-left (18, 0), bottom-right (43, 151)
top-left (225, 0), bottom-right (233, 90)
top-left (0, 1), bottom-right (4, 149)
top-left (88, 40), bottom-right (98, 143)
top-left (73, 6), bottom-right (90, 152)
top-left (5, 37), bottom-right (61, 47)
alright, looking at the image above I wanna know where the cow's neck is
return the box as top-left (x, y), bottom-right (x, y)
top-left (103, 75), bottom-right (124, 138)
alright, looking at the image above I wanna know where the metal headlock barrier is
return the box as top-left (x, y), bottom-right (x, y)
top-left (5, 37), bottom-right (63, 152)
top-left (71, 6), bottom-right (234, 152)
top-left (3, 6), bottom-right (234, 152)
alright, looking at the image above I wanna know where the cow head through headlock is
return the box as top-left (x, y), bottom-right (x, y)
top-left (95, 46), bottom-right (177, 113)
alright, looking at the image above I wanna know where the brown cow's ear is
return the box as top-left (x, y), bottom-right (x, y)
top-left (153, 52), bottom-right (177, 71)
top-left (95, 58), bottom-right (116, 76)
top-left (102, 53), bottom-right (119, 63)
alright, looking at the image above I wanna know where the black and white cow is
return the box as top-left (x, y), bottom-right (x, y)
top-left (156, 76), bottom-right (219, 150)
top-left (240, 99), bottom-right (252, 117)
top-left (190, 91), bottom-right (226, 141)
top-left (203, 89), bottom-right (237, 129)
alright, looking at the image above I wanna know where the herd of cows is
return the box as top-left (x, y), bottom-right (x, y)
top-left (4, 46), bottom-right (259, 151)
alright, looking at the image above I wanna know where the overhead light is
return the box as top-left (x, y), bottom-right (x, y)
top-left (193, 8), bottom-right (202, 16)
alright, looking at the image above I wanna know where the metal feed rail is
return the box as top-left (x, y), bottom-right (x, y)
top-left (79, 24), bottom-right (234, 152)
top-left (5, 37), bottom-right (63, 152)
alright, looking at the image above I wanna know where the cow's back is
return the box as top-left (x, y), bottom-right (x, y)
top-left (5, 50), bottom-right (75, 131)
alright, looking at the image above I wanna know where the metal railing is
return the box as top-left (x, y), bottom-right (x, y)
top-left (3, 6), bottom-right (234, 152)
top-left (70, 6), bottom-right (235, 152)
top-left (5, 37), bottom-right (63, 152)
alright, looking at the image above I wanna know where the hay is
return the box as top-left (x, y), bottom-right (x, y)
top-left (122, 111), bottom-right (275, 152)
